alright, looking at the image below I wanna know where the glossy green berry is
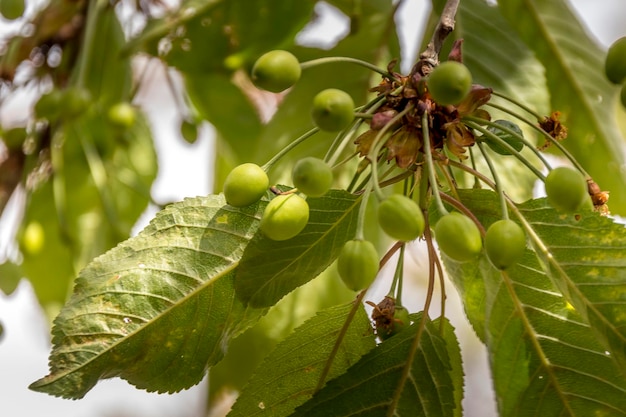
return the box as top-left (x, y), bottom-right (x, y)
top-left (378, 195), bottom-right (424, 241)
top-left (251, 50), bottom-right (301, 93)
top-left (337, 239), bottom-right (379, 291)
top-left (427, 61), bottom-right (472, 106)
top-left (260, 193), bottom-right (309, 241)
top-left (21, 221), bottom-right (44, 255)
top-left (63, 88), bottom-right (92, 118)
top-left (34, 90), bottom-right (63, 121)
top-left (311, 88), bottom-right (354, 132)
top-left (180, 119), bottom-right (199, 144)
top-left (223, 163), bottom-right (269, 207)
top-left (292, 157), bottom-right (333, 197)
top-left (0, 0), bottom-right (25, 20)
top-left (377, 305), bottom-right (410, 340)
top-left (108, 102), bottom-right (137, 128)
top-left (545, 166), bottom-right (588, 213)
top-left (605, 37), bottom-right (626, 84)
top-left (435, 212), bottom-right (482, 262)
top-left (485, 219), bottom-right (526, 270)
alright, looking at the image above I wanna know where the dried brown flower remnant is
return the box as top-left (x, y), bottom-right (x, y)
top-left (587, 178), bottom-right (610, 215)
top-left (538, 111), bottom-right (568, 150)
top-left (366, 296), bottom-right (396, 336)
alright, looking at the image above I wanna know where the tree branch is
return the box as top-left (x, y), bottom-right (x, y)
top-left (412, 0), bottom-right (460, 76)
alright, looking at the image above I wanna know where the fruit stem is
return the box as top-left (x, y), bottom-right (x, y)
top-left (261, 127), bottom-right (319, 171)
top-left (438, 191), bottom-right (486, 236)
top-left (463, 119), bottom-right (546, 181)
top-left (463, 115), bottom-right (553, 171)
top-left (422, 111), bottom-right (448, 215)
top-left (485, 101), bottom-right (589, 176)
top-left (325, 94), bottom-right (387, 167)
top-left (367, 105), bottom-right (413, 201)
top-left (478, 142), bottom-right (508, 220)
top-left (355, 184), bottom-right (372, 241)
top-left (388, 244), bottom-right (406, 305)
top-left (299, 56), bottom-right (400, 82)
top-left (491, 90), bottom-right (543, 120)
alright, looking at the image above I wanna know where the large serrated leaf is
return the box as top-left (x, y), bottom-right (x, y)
top-left (235, 190), bottom-right (361, 307)
top-left (498, 0), bottom-right (626, 215)
top-left (228, 301), bottom-right (376, 416)
top-left (29, 195), bottom-right (268, 399)
top-left (441, 190), bottom-right (626, 416)
top-left (295, 315), bottom-right (463, 416)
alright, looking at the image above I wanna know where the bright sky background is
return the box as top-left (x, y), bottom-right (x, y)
top-left (1, 1), bottom-right (625, 416)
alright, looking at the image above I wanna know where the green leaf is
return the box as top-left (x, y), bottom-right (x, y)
top-left (442, 190), bottom-right (626, 415)
top-left (29, 195), bottom-right (268, 399)
top-left (228, 301), bottom-right (376, 416)
top-left (498, 0), bottom-right (626, 215)
top-left (235, 189), bottom-right (361, 307)
top-left (295, 315), bottom-right (463, 416)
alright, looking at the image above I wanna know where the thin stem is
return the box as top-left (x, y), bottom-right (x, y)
top-left (300, 57), bottom-right (399, 82)
top-left (261, 127), bottom-right (319, 171)
top-left (439, 191), bottom-right (486, 236)
top-left (491, 90), bottom-right (543, 120)
top-left (463, 119), bottom-right (546, 181)
top-left (355, 184), bottom-right (372, 240)
top-left (389, 244), bottom-right (406, 302)
top-left (367, 105), bottom-right (413, 201)
top-left (75, 0), bottom-right (108, 88)
top-left (485, 102), bottom-right (588, 175)
top-left (478, 142), bottom-right (508, 220)
top-left (422, 111), bottom-right (448, 215)
top-left (463, 115), bottom-right (552, 171)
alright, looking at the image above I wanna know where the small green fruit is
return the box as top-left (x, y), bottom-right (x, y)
top-left (21, 221), bottom-right (44, 255)
top-left (377, 305), bottom-right (410, 340)
top-left (435, 212), bottom-right (482, 262)
top-left (180, 119), bottom-right (199, 144)
top-left (223, 163), bottom-right (269, 207)
top-left (605, 37), bottom-right (626, 84)
top-left (378, 194), bottom-right (424, 241)
top-left (292, 157), bottom-right (333, 197)
top-left (63, 88), bottom-right (92, 118)
top-left (485, 219), bottom-right (526, 270)
top-left (337, 239), bottom-right (379, 291)
top-left (108, 102), bottom-right (137, 128)
top-left (311, 88), bottom-right (355, 132)
top-left (251, 50), bottom-right (301, 93)
top-left (427, 61), bottom-right (472, 106)
top-left (260, 194), bottom-right (309, 241)
top-left (34, 90), bottom-right (63, 121)
top-left (0, 0), bottom-right (25, 20)
top-left (544, 167), bottom-right (587, 213)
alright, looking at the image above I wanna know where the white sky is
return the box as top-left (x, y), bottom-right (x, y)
top-left (1, 1), bottom-right (625, 416)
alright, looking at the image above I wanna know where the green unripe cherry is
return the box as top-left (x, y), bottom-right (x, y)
top-left (108, 102), bottom-right (137, 128)
top-left (427, 61), bottom-right (472, 106)
top-left (485, 219), bottom-right (526, 270)
top-left (337, 239), bottom-right (379, 291)
top-left (434, 212), bottom-right (482, 262)
top-left (292, 157), bottom-right (333, 197)
top-left (223, 163), bottom-right (269, 207)
top-left (377, 305), bottom-right (410, 340)
top-left (544, 166), bottom-right (588, 213)
top-left (378, 194), bottom-right (425, 241)
top-left (251, 50), bottom-right (301, 93)
top-left (0, 0), bottom-right (25, 20)
top-left (180, 119), bottom-right (199, 144)
top-left (260, 193), bottom-right (309, 241)
top-left (605, 37), bottom-right (626, 85)
top-left (311, 88), bottom-right (355, 132)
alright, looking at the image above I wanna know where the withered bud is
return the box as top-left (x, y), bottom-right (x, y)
top-left (371, 110), bottom-right (398, 130)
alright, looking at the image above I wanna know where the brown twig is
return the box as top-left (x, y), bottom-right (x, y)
top-left (411, 0), bottom-right (460, 76)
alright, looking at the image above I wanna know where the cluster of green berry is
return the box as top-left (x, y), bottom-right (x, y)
top-left (605, 37), bottom-right (626, 109)
top-left (222, 47), bottom-right (602, 340)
